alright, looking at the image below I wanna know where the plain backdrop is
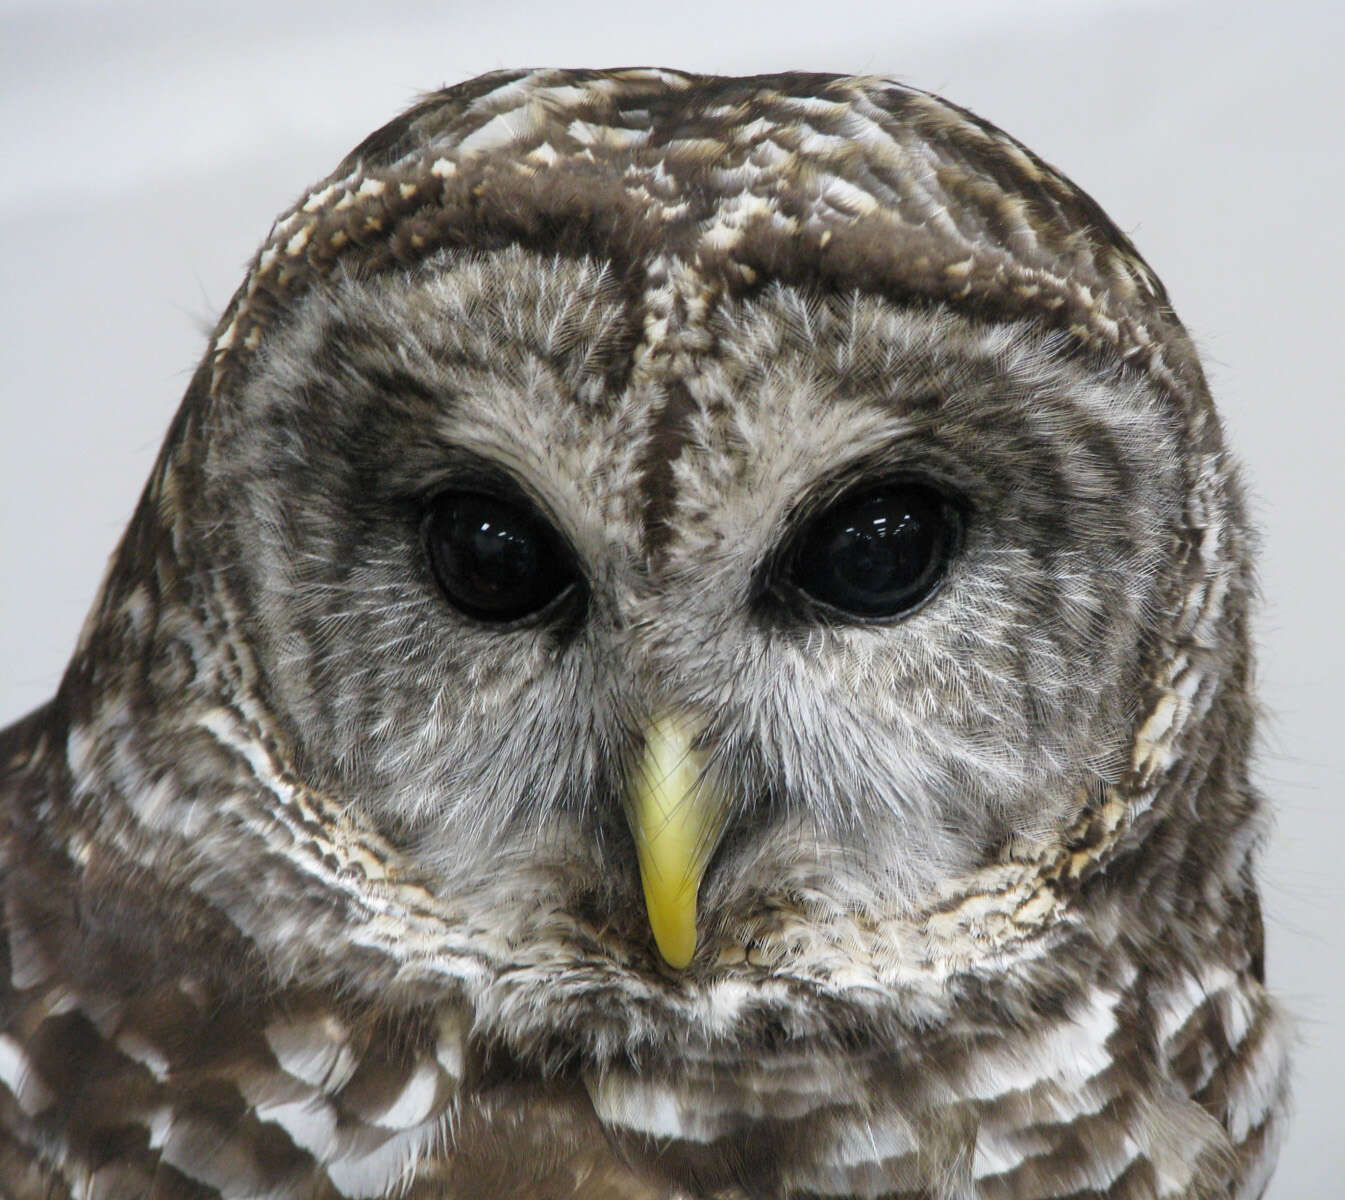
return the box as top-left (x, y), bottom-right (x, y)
top-left (2, 1), bottom-right (1341, 1192)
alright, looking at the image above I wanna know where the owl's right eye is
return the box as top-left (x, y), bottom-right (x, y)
top-left (423, 492), bottom-right (578, 623)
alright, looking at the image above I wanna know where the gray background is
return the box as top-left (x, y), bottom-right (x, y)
top-left (2, 1), bottom-right (1340, 1191)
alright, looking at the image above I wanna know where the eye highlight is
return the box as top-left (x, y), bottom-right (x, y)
top-left (788, 483), bottom-right (961, 620)
top-left (423, 492), bottom-right (578, 623)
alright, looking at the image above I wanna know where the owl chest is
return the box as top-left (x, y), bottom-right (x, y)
top-left (0, 903), bottom-right (1280, 1200)
top-left (0, 1003), bottom-right (1237, 1200)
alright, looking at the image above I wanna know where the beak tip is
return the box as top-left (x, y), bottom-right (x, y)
top-left (652, 926), bottom-right (697, 970)
top-left (642, 882), bottom-right (699, 969)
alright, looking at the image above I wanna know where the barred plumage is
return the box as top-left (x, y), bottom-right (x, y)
top-left (0, 68), bottom-right (1286, 1198)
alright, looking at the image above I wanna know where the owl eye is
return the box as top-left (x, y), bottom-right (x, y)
top-left (789, 483), bottom-right (960, 619)
top-left (424, 492), bottom-right (578, 622)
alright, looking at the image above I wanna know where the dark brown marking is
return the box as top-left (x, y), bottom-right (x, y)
top-left (637, 380), bottom-right (697, 559)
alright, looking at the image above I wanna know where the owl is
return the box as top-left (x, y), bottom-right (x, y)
top-left (0, 69), bottom-right (1288, 1199)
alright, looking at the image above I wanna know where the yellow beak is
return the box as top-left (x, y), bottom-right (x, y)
top-left (628, 713), bottom-right (730, 969)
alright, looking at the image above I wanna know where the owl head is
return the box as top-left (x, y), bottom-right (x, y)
top-left (63, 70), bottom-right (1254, 1072)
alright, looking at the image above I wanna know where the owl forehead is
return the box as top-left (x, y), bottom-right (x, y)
top-left (208, 68), bottom-right (1205, 420)
top-left (252, 246), bottom-right (1173, 588)
top-left (470, 263), bottom-right (945, 534)
top-left (259, 251), bottom-right (952, 543)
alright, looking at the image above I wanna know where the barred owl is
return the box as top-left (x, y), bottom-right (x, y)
top-left (0, 69), bottom-right (1288, 1198)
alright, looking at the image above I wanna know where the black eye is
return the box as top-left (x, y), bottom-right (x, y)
top-left (424, 492), bottom-right (577, 622)
top-left (789, 483), bottom-right (960, 619)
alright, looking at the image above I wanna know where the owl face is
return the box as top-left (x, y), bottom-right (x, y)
top-left (51, 64), bottom-right (1247, 1063)
top-left (194, 240), bottom-right (1185, 997)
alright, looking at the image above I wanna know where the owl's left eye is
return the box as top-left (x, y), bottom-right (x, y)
top-left (423, 492), bottom-right (578, 623)
top-left (786, 482), bottom-right (961, 620)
